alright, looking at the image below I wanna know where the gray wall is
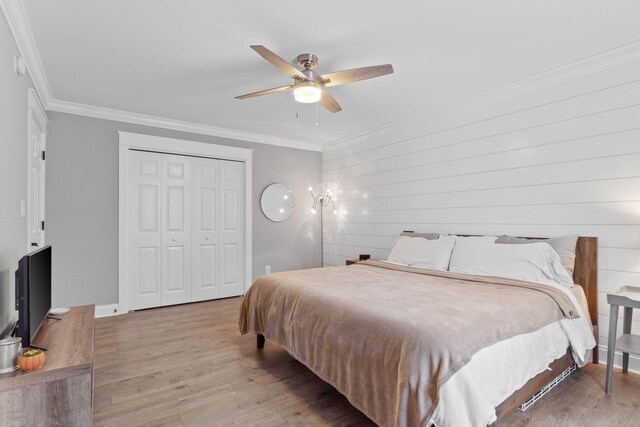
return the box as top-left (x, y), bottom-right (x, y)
top-left (0, 16), bottom-right (35, 336)
top-left (46, 112), bottom-right (321, 307)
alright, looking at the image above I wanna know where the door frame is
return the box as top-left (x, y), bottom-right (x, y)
top-left (26, 88), bottom-right (48, 251)
top-left (118, 131), bottom-right (253, 314)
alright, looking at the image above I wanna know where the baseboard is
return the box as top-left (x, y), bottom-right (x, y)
top-left (95, 303), bottom-right (121, 318)
top-left (597, 345), bottom-right (640, 374)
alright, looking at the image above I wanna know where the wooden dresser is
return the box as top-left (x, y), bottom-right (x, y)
top-left (0, 305), bottom-right (95, 426)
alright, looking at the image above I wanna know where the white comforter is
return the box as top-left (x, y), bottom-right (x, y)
top-left (431, 282), bottom-right (596, 427)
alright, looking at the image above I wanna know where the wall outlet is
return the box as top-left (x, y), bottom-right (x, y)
top-left (265, 265), bottom-right (271, 274)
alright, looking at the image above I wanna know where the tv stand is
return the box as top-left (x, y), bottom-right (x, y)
top-left (0, 305), bottom-right (95, 426)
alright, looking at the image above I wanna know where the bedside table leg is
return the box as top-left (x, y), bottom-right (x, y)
top-left (605, 304), bottom-right (619, 394)
top-left (622, 307), bottom-right (633, 374)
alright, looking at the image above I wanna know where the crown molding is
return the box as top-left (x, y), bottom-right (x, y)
top-left (323, 38), bottom-right (640, 150)
top-left (0, 0), bottom-right (322, 152)
top-left (0, 0), bottom-right (52, 105)
top-left (47, 99), bottom-right (322, 151)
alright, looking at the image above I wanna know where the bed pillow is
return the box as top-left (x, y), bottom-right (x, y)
top-left (495, 235), bottom-right (579, 277)
top-left (449, 241), bottom-right (574, 287)
top-left (399, 232), bottom-right (441, 240)
top-left (452, 235), bottom-right (497, 245)
top-left (387, 235), bottom-right (456, 270)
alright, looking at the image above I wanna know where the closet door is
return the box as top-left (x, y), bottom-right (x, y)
top-left (191, 157), bottom-right (220, 301)
top-left (128, 150), bottom-right (162, 310)
top-left (219, 160), bottom-right (244, 298)
top-left (161, 154), bottom-right (192, 306)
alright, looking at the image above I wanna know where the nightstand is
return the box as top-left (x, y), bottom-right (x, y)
top-left (345, 259), bottom-right (359, 265)
top-left (605, 286), bottom-right (640, 394)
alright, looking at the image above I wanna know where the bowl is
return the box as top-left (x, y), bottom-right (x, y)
top-left (18, 348), bottom-right (46, 372)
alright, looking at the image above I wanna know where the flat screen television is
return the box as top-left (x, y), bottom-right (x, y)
top-left (15, 245), bottom-right (52, 347)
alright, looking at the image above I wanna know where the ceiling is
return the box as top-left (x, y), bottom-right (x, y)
top-left (20, 0), bottom-right (640, 148)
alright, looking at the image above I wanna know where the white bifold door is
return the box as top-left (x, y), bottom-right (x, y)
top-left (128, 150), bottom-right (244, 310)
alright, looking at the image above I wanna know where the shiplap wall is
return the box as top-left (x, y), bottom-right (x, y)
top-left (322, 55), bottom-right (640, 371)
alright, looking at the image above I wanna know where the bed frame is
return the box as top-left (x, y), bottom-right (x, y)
top-left (255, 234), bottom-right (599, 422)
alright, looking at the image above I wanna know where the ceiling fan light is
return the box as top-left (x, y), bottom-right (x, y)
top-left (293, 83), bottom-right (322, 103)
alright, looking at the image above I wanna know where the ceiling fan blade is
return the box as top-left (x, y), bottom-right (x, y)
top-left (250, 45), bottom-right (307, 80)
top-left (318, 89), bottom-right (342, 113)
top-left (320, 64), bottom-right (394, 88)
top-left (235, 85), bottom-right (295, 99)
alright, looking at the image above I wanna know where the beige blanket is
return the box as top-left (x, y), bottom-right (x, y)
top-left (239, 261), bottom-right (578, 427)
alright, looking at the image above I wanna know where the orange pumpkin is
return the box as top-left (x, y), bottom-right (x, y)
top-left (18, 348), bottom-right (46, 372)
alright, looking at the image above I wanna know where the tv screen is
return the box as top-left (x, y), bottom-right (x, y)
top-left (15, 245), bottom-right (52, 347)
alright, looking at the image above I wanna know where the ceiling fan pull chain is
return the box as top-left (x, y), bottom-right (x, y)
top-left (315, 102), bottom-right (319, 129)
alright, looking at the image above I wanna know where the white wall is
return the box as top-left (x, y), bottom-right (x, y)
top-left (45, 112), bottom-right (321, 309)
top-left (322, 53), bottom-right (640, 371)
top-left (0, 14), bottom-right (35, 336)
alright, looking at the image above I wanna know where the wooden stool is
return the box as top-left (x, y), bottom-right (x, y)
top-left (605, 286), bottom-right (640, 394)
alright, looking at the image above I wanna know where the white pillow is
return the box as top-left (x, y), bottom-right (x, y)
top-left (449, 241), bottom-right (574, 287)
top-left (453, 235), bottom-right (497, 245)
top-left (387, 235), bottom-right (456, 270)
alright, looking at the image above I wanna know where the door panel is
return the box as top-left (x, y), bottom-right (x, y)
top-left (200, 189), bottom-right (216, 231)
top-left (166, 187), bottom-right (185, 231)
top-left (223, 190), bottom-right (238, 230)
top-left (219, 160), bottom-right (244, 298)
top-left (138, 185), bottom-right (158, 231)
top-left (27, 109), bottom-right (46, 249)
top-left (192, 157), bottom-right (220, 301)
top-left (128, 150), bottom-right (162, 309)
top-left (165, 245), bottom-right (186, 292)
top-left (161, 154), bottom-right (192, 305)
top-left (222, 243), bottom-right (238, 285)
top-left (128, 150), bottom-right (244, 309)
top-left (138, 247), bottom-right (159, 294)
top-left (199, 245), bottom-right (217, 288)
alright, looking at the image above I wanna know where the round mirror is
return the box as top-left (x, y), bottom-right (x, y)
top-left (261, 183), bottom-right (294, 222)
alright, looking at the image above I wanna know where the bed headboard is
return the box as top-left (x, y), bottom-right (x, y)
top-left (573, 236), bottom-right (598, 331)
top-left (402, 232), bottom-right (599, 362)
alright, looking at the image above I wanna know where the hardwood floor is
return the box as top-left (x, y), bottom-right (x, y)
top-left (94, 298), bottom-right (640, 426)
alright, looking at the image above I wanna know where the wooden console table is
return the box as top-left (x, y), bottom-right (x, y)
top-left (0, 305), bottom-right (95, 426)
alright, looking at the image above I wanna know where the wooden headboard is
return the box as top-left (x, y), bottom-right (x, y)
top-left (402, 232), bottom-right (599, 362)
top-left (573, 236), bottom-right (598, 332)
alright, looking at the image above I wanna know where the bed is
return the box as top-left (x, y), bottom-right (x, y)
top-left (239, 234), bottom-right (598, 427)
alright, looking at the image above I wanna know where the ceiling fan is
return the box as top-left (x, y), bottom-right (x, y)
top-left (235, 45), bottom-right (394, 113)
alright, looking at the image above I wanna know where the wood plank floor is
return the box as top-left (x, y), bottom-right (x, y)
top-left (94, 297), bottom-right (640, 426)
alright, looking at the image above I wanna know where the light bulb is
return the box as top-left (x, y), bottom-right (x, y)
top-left (293, 82), bottom-right (322, 103)
top-left (279, 208), bottom-right (284, 213)
top-left (333, 209), bottom-right (338, 214)
top-left (310, 208), bottom-right (316, 214)
top-left (308, 186), bottom-right (313, 192)
top-left (283, 195), bottom-right (288, 200)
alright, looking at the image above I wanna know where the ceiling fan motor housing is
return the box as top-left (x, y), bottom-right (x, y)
top-left (296, 53), bottom-right (318, 69)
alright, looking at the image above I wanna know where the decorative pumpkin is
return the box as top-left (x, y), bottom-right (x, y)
top-left (18, 348), bottom-right (46, 372)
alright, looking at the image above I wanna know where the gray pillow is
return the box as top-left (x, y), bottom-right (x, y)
top-left (399, 232), bottom-right (441, 240)
top-left (495, 235), bottom-right (579, 276)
